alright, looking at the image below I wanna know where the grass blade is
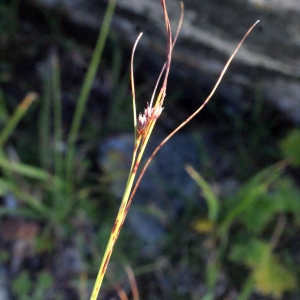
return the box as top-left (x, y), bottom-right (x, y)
top-left (65, 0), bottom-right (117, 182)
top-left (185, 164), bottom-right (219, 223)
top-left (0, 92), bottom-right (37, 147)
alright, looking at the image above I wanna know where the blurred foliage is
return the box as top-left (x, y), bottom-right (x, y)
top-left (188, 128), bottom-right (300, 299)
top-left (280, 129), bottom-right (300, 166)
top-left (230, 239), bottom-right (296, 298)
top-left (12, 271), bottom-right (62, 300)
top-left (0, 0), bottom-right (124, 297)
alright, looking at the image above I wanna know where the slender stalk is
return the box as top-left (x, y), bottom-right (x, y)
top-left (130, 32), bottom-right (143, 143)
top-left (90, 0), bottom-right (258, 298)
top-left (90, 1), bottom-right (180, 298)
top-left (125, 265), bottom-right (140, 300)
top-left (90, 101), bottom-right (159, 299)
top-left (89, 143), bottom-right (140, 300)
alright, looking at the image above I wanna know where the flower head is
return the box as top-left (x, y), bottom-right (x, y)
top-left (138, 113), bottom-right (147, 132)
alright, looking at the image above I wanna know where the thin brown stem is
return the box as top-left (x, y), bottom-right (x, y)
top-left (131, 33), bottom-right (143, 102)
top-left (125, 265), bottom-right (140, 300)
top-left (160, 0), bottom-right (172, 93)
top-left (114, 283), bottom-right (128, 300)
top-left (150, 2), bottom-right (184, 109)
top-left (126, 20), bottom-right (260, 215)
top-left (269, 214), bottom-right (286, 251)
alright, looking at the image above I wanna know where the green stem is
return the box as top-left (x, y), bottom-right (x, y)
top-left (90, 120), bottom-right (157, 299)
top-left (39, 60), bottom-right (52, 169)
top-left (65, 0), bottom-right (117, 182)
top-left (89, 152), bottom-right (138, 300)
top-left (52, 52), bottom-right (63, 178)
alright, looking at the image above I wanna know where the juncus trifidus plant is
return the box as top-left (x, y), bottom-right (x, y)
top-left (90, 1), bottom-right (259, 298)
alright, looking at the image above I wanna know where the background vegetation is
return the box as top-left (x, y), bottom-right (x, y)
top-left (0, 1), bottom-right (299, 299)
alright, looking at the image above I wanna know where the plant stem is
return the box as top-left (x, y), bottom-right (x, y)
top-left (65, 0), bottom-right (117, 183)
top-left (89, 143), bottom-right (140, 299)
top-left (90, 110), bottom-right (159, 298)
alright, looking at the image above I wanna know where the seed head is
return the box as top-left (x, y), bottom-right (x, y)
top-left (138, 113), bottom-right (147, 131)
top-left (153, 105), bottom-right (164, 119)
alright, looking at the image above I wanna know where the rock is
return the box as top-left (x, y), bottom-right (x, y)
top-left (0, 265), bottom-right (10, 300)
top-left (53, 245), bottom-right (82, 280)
top-left (25, 0), bottom-right (300, 123)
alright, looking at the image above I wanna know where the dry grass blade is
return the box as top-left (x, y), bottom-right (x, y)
top-left (125, 265), bottom-right (140, 300)
top-left (150, 1), bottom-right (184, 109)
top-left (114, 284), bottom-right (129, 300)
top-left (131, 32), bottom-right (144, 135)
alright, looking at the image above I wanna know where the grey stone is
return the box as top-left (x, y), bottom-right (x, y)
top-left (26, 0), bottom-right (300, 123)
top-left (0, 265), bottom-right (10, 300)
